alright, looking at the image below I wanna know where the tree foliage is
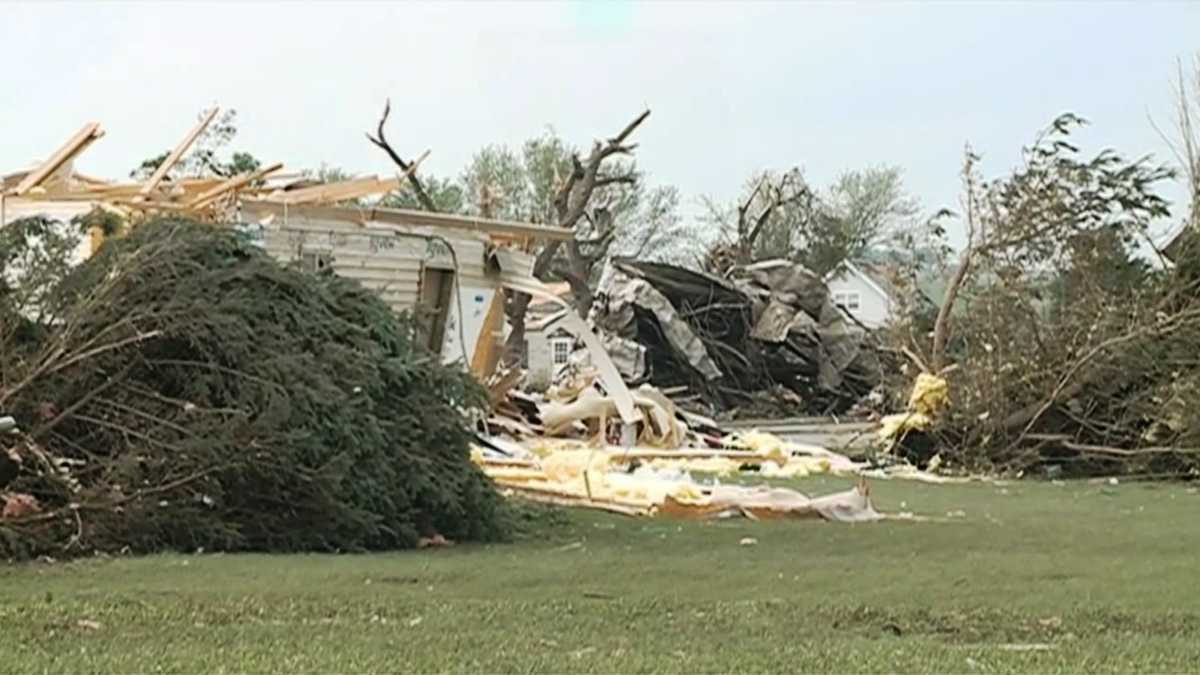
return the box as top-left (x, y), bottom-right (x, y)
top-left (1, 218), bottom-right (505, 559)
top-left (890, 115), bottom-right (1190, 477)
top-left (131, 109), bottom-right (262, 180)
top-left (703, 165), bottom-right (918, 275)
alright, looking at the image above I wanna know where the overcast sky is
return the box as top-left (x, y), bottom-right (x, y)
top-left (3, 1), bottom-right (1197, 244)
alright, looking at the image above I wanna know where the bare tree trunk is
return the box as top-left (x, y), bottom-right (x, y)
top-left (365, 103), bottom-right (650, 367)
top-left (930, 249), bottom-right (971, 373)
top-left (930, 149), bottom-right (980, 374)
top-left (502, 110), bottom-right (651, 361)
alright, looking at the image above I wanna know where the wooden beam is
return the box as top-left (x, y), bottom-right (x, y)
top-left (470, 289), bottom-right (507, 379)
top-left (112, 199), bottom-right (193, 211)
top-left (11, 123), bottom-right (105, 196)
top-left (186, 162), bottom-right (283, 210)
top-left (240, 201), bottom-right (575, 241)
top-left (267, 149), bottom-right (430, 205)
top-left (139, 107), bottom-right (220, 197)
top-left (270, 175), bottom-right (395, 205)
top-left (30, 178), bottom-right (225, 202)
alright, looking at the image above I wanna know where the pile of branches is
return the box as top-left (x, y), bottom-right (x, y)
top-left (1, 216), bottom-right (506, 559)
top-left (887, 114), bottom-right (1200, 478)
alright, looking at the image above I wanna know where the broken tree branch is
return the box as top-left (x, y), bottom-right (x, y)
top-left (366, 99), bottom-right (437, 212)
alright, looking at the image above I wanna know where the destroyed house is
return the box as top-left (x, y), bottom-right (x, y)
top-left (237, 201), bottom-right (571, 365)
top-left (2, 115), bottom-right (601, 383)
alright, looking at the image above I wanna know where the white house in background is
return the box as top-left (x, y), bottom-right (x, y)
top-left (823, 260), bottom-right (903, 329)
top-left (523, 282), bottom-right (575, 388)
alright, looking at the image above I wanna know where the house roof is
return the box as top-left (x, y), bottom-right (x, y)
top-left (825, 260), bottom-right (896, 302)
top-left (827, 259), bottom-right (946, 308)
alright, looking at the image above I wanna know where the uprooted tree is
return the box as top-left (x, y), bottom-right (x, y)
top-left (886, 113), bottom-right (1199, 477)
top-left (1, 217), bottom-right (507, 559)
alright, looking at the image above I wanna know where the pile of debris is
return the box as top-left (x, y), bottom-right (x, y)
top-left (0, 110), bottom-right (430, 229)
top-left (587, 259), bottom-right (886, 417)
top-left (472, 439), bottom-right (882, 522)
top-left (476, 364), bottom-right (900, 522)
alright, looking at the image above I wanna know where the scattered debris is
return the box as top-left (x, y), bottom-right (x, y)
top-left (417, 534), bottom-right (454, 549)
top-left (588, 259), bottom-right (884, 417)
top-left (2, 493), bottom-right (40, 519)
top-left (472, 431), bottom-right (886, 522)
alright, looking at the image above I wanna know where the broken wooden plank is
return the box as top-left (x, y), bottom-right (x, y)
top-left (241, 200), bottom-right (575, 241)
top-left (606, 449), bottom-right (772, 463)
top-left (139, 107), bottom-right (220, 197)
top-left (187, 162), bottom-right (283, 209)
top-left (11, 123), bottom-right (105, 196)
top-left (112, 199), bottom-right (192, 211)
top-left (265, 150), bottom-right (429, 206)
top-left (496, 484), bottom-right (650, 516)
top-left (470, 289), bottom-right (507, 379)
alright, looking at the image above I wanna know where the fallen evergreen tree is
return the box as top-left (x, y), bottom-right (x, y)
top-left (1, 217), bottom-right (506, 559)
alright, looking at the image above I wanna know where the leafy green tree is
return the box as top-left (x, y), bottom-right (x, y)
top-left (131, 109), bottom-right (262, 180)
top-left (703, 166), bottom-right (918, 275)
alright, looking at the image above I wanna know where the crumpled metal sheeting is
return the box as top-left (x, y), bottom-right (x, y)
top-left (745, 259), bottom-right (830, 320)
top-left (598, 333), bottom-right (648, 382)
top-left (590, 258), bottom-right (881, 413)
top-left (592, 264), bottom-right (723, 381)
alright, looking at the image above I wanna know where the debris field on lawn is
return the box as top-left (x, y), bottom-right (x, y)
top-left (472, 361), bottom-right (956, 520)
top-left (1, 108), bottom-right (947, 558)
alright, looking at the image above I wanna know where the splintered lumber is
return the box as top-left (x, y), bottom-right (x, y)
top-left (269, 175), bottom-right (400, 205)
top-left (139, 107), bottom-right (221, 197)
top-left (242, 200), bottom-right (575, 241)
top-left (187, 163), bottom-right (283, 209)
top-left (35, 178), bottom-right (226, 203)
top-left (112, 199), bottom-right (191, 211)
top-left (476, 456), bottom-right (539, 468)
top-left (11, 123), bottom-right (105, 196)
top-left (487, 416), bottom-right (538, 438)
top-left (266, 150), bottom-right (429, 206)
top-left (470, 289), bottom-right (507, 379)
top-left (497, 484), bottom-right (649, 517)
top-left (606, 449), bottom-right (773, 463)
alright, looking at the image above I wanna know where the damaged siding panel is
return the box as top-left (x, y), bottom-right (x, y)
top-left (244, 213), bottom-right (502, 364)
top-left (256, 226), bottom-right (422, 315)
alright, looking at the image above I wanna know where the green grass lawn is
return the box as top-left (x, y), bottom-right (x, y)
top-left (2, 476), bottom-right (1198, 674)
